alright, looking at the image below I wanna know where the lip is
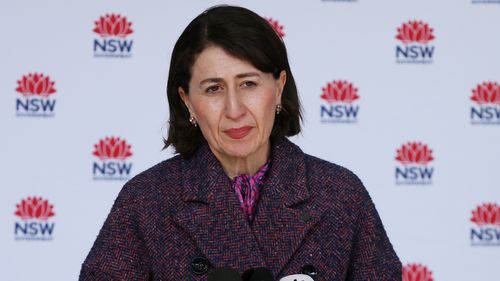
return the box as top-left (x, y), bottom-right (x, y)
top-left (223, 126), bottom-right (253, 140)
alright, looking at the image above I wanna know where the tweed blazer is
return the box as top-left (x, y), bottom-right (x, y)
top-left (80, 138), bottom-right (402, 280)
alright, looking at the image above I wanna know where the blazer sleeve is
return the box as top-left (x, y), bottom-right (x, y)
top-left (346, 187), bottom-right (402, 281)
top-left (79, 183), bottom-right (152, 281)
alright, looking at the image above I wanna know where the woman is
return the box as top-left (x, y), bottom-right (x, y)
top-left (80, 5), bottom-right (402, 280)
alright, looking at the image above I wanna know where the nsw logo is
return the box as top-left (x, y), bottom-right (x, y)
top-left (402, 263), bottom-right (434, 281)
top-left (395, 142), bottom-right (434, 185)
top-left (92, 136), bottom-right (133, 180)
top-left (395, 20), bottom-right (435, 64)
top-left (470, 203), bottom-right (500, 246)
top-left (320, 80), bottom-right (360, 123)
top-left (14, 196), bottom-right (55, 241)
top-left (265, 17), bottom-right (285, 38)
top-left (470, 81), bottom-right (500, 125)
top-left (15, 73), bottom-right (57, 117)
top-left (93, 14), bottom-right (134, 58)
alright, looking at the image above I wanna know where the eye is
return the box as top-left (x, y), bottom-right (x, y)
top-left (205, 85), bottom-right (223, 94)
top-left (241, 81), bottom-right (257, 88)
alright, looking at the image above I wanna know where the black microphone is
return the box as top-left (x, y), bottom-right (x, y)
top-left (241, 267), bottom-right (274, 281)
top-left (207, 267), bottom-right (243, 281)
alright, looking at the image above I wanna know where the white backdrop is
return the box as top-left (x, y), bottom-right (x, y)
top-left (1, 0), bottom-right (499, 280)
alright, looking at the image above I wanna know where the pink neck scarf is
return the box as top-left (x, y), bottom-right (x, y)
top-left (231, 161), bottom-right (270, 223)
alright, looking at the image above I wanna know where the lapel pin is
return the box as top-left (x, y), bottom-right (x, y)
top-left (300, 211), bottom-right (312, 222)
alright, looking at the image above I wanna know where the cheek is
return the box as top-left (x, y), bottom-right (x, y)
top-left (253, 90), bottom-right (277, 130)
top-left (191, 98), bottom-right (223, 132)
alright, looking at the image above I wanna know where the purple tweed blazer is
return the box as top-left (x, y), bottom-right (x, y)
top-left (80, 138), bottom-right (402, 280)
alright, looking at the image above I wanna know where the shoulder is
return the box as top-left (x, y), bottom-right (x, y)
top-left (273, 138), bottom-right (368, 202)
top-left (112, 155), bottom-right (185, 211)
top-left (304, 153), bottom-right (365, 192)
top-left (302, 153), bottom-right (371, 210)
top-left (127, 155), bottom-right (183, 189)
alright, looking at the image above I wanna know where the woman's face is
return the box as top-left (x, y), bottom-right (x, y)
top-left (180, 46), bottom-right (286, 161)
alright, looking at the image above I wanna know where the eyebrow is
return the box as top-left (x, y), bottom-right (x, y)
top-left (199, 72), bottom-right (261, 86)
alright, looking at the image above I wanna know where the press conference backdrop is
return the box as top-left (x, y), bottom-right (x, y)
top-left (1, 0), bottom-right (499, 280)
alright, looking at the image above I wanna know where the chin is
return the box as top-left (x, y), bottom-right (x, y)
top-left (216, 134), bottom-right (267, 159)
top-left (221, 144), bottom-right (256, 159)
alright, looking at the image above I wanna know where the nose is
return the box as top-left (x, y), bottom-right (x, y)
top-left (225, 90), bottom-right (246, 120)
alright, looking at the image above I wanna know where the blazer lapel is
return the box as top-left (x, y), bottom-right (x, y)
top-left (173, 143), bottom-right (266, 273)
top-left (251, 139), bottom-right (325, 277)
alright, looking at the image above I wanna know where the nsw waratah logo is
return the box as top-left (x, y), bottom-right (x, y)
top-left (92, 136), bottom-right (133, 180)
top-left (320, 80), bottom-right (360, 123)
top-left (402, 263), bottom-right (434, 281)
top-left (470, 81), bottom-right (500, 125)
top-left (15, 73), bottom-right (57, 117)
top-left (395, 20), bottom-right (435, 64)
top-left (93, 13), bottom-right (134, 58)
top-left (265, 17), bottom-right (285, 38)
top-left (395, 142), bottom-right (434, 185)
top-left (14, 196), bottom-right (55, 241)
top-left (470, 203), bottom-right (500, 246)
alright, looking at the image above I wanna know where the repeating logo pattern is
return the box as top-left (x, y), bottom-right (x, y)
top-left (470, 81), bottom-right (500, 125)
top-left (320, 80), bottom-right (360, 123)
top-left (15, 73), bottom-right (57, 117)
top-left (6, 3), bottom-right (500, 279)
top-left (265, 17), bottom-right (285, 38)
top-left (402, 263), bottom-right (434, 281)
top-left (470, 203), bottom-right (500, 246)
top-left (93, 14), bottom-right (134, 58)
top-left (395, 142), bottom-right (434, 185)
top-left (14, 197), bottom-right (56, 241)
top-left (92, 136), bottom-right (133, 180)
top-left (395, 20), bottom-right (435, 64)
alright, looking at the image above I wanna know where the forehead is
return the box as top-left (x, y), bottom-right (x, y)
top-left (191, 46), bottom-right (259, 80)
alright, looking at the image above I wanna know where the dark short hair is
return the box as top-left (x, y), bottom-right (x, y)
top-left (164, 5), bottom-right (302, 158)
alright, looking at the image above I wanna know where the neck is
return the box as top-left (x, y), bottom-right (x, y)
top-left (212, 141), bottom-right (270, 179)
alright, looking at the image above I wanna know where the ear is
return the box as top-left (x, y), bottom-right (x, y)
top-left (275, 70), bottom-right (287, 104)
top-left (178, 86), bottom-right (194, 115)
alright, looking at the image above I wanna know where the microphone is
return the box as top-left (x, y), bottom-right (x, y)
top-left (242, 267), bottom-right (274, 281)
top-left (208, 267), bottom-right (243, 281)
top-left (279, 274), bottom-right (314, 281)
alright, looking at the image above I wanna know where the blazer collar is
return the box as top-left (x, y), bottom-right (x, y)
top-left (180, 137), bottom-right (310, 207)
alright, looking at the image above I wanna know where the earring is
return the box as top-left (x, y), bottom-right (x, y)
top-left (276, 104), bottom-right (282, 115)
top-left (189, 115), bottom-right (198, 127)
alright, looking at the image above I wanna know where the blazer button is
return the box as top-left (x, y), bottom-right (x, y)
top-left (301, 264), bottom-right (317, 278)
top-left (191, 257), bottom-right (211, 275)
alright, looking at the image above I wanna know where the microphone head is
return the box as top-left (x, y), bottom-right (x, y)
top-left (208, 267), bottom-right (243, 281)
top-left (242, 267), bottom-right (274, 281)
top-left (279, 274), bottom-right (315, 281)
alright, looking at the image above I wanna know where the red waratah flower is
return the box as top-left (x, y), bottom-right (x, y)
top-left (396, 20), bottom-right (435, 44)
top-left (471, 81), bottom-right (500, 105)
top-left (93, 136), bottom-right (133, 160)
top-left (402, 263), bottom-right (434, 281)
top-left (266, 17), bottom-right (285, 38)
top-left (395, 142), bottom-right (434, 165)
top-left (14, 196), bottom-right (55, 221)
top-left (93, 14), bottom-right (133, 38)
top-left (321, 80), bottom-right (360, 104)
top-left (15, 73), bottom-right (56, 97)
top-left (471, 203), bottom-right (500, 226)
